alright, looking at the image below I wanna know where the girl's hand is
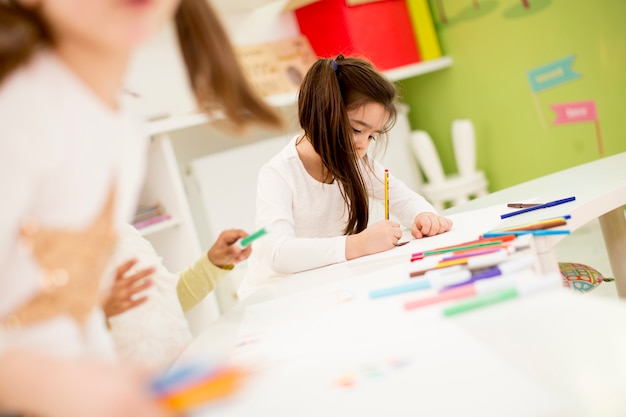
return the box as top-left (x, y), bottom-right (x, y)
top-left (207, 229), bottom-right (252, 268)
top-left (346, 220), bottom-right (402, 259)
top-left (103, 259), bottom-right (155, 319)
top-left (411, 212), bottom-right (453, 239)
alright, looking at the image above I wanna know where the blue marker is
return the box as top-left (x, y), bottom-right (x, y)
top-left (369, 268), bottom-right (476, 299)
top-left (500, 196), bottom-right (576, 219)
top-left (482, 229), bottom-right (571, 238)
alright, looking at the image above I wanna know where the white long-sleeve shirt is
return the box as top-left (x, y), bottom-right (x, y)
top-left (0, 50), bottom-right (148, 358)
top-left (238, 136), bottom-right (436, 298)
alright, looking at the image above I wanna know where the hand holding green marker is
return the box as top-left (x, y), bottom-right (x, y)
top-left (235, 225), bottom-right (271, 250)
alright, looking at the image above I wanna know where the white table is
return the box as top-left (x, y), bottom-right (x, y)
top-left (444, 152), bottom-right (626, 298)
top-left (175, 205), bottom-right (626, 417)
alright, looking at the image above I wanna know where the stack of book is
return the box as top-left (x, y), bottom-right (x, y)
top-left (132, 202), bottom-right (172, 230)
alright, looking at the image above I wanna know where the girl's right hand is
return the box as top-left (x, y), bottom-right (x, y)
top-left (346, 220), bottom-right (402, 259)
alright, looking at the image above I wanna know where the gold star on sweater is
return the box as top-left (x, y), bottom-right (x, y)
top-left (2, 186), bottom-right (118, 329)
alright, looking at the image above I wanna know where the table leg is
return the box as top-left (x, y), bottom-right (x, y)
top-left (531, 236), bottom-right (560, 276)
top-left (599, 207), bottom-right (626, 299)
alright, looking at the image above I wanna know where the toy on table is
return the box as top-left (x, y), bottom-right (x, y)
top-left (559, 262), bottom-right (610, 293)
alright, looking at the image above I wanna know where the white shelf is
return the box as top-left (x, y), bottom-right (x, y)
top-left (146, 112), bottom-right (213, 136)
top-left (384, 56), bottom-right (453, 82)
top-left (265, 91), bottom-right (299, 107)
top-left (137, 216), bottom-right (181, 237)
top-left (145, 56), bottom-right (452, 136)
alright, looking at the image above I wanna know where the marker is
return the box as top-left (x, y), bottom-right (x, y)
top-left (157, 367), bottom-right (244, 412)
top-left (151, 363), bottom-right (218, 397)
top-left (409, 248), bottom-right (514, 278)
top-left (410, 235), bottom-right (516, 260)
top-left (440, 255), bottom-right (535, 290)
top-left (436, 247), bottom-right (515, 268)
top-left (236, 226), bottom-right (270, 249)
top-left (442, 277), bottom-right (561, 317)
top-left (405, 272), bottom-right (524, 311)
top-left (384, 169), bottom-right (389, 220)
top-left (441, 247), bottom-right (508, 262)
top-left (371, 267), bottom-right (482, 299)
top-left (488, 215), bottom-right (571, 233)
top-left (481, 229), bottom-right (570, 238)
top-left (410, 240), bottom-right (506, 262)
top-left (500, 196), bottom-right (576, 219)
top-left (369, 280), bottom-right (431, 299)
top-left (507, 203), bottom-right (541, 208)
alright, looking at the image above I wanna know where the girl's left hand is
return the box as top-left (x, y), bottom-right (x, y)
top-left (411, 212), bottom-right (453, 239)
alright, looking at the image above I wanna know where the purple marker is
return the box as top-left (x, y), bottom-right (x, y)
top-left (441, 256), bottom-right (535, 291)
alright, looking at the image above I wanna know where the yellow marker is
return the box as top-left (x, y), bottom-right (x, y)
top-left (384, 169), bottom-right (389, 220)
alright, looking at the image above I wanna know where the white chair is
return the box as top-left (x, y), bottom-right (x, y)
top-left (409, 123), bottom-right (488, 212)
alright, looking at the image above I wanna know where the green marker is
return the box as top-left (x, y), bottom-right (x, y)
top-left (442, 277), bottom-right (559, 317)
top-left (442, 288), bottom-right (518, 317)
top-left (236, 226), bottom-right (270, 249)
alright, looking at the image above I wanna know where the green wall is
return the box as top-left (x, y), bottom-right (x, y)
top-left (400, 0), bottom-right (626, 191)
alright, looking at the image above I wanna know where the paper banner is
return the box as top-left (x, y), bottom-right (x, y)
top-left (551, 100), bottom-right (597, 124)
top-left (550, 100), bottom-right (603, 155)
top-left (527, 55), bottom-right (581, 93)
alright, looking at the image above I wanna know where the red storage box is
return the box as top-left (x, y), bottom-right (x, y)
top-left (294, 0), bottom-right (421, 71)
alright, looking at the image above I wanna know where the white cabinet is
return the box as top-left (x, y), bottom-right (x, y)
top-left (137, 132), bottom-right (221, 336)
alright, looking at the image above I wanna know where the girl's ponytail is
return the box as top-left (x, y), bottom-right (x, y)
top-left (174, 0), bottom-right (283, 129)
top-left (0, 2), bottom-right (50, 84)
top-left (298, 55), bottom-right (370, 234)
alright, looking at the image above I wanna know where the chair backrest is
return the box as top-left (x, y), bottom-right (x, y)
top-left (409, 130), bottom-right (446, 184)
top-left (451, 119), bottom-right (477, 177)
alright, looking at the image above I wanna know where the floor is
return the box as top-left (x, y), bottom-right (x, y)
top-left (554, 217), bottom-right (619, 299)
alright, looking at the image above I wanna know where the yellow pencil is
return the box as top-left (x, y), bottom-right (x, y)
top-left (384, 169), bottom-right (389, 220)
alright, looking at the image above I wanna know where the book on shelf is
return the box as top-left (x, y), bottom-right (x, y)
top-left (132, 203), bottom-right (172, 229)
top-left (133, 213), bottom-right (173, 230)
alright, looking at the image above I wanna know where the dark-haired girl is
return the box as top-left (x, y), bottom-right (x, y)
top-left (239, 55), bottom-right (452, 297)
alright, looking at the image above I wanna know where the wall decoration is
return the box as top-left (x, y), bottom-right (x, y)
top-left (406, 1), bottom-right (625, 190)
top-left (551, 100), bottom-right (603, 155)
top-left (526, 55), bottom-right (581, 128)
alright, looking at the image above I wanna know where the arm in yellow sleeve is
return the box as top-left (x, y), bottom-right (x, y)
top-left (176, 254), bottom-right (233, 313)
